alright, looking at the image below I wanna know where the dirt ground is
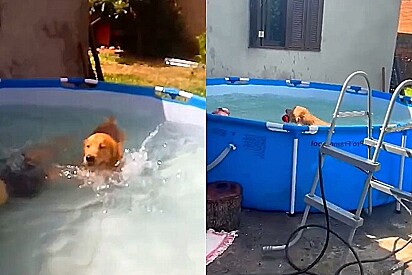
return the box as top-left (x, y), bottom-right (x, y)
top-left (207, 203), bottom-right (412, 275)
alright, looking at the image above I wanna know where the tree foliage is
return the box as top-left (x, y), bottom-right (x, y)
top-left (88, 0), bottom-right (203, 60)
top-left (89, 0), bottom-right (131, 18)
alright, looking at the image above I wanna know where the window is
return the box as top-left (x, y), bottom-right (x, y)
top-left (250, 0), bottom-right (324, 51)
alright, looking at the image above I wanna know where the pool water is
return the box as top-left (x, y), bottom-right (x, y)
top-left (207, 90), bottom-right (412, 125)
top-left (0, 105), bottom-right (205, 275)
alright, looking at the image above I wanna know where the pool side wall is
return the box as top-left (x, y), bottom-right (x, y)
top-left (206, 79), bottom-right (412, 212)
top-left (207, 115), bottom-right (412, 212)
top-left (0, 79), bottom-right (206, 128)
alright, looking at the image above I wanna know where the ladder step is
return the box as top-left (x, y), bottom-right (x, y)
top-left (320, 144), bottom-right (381, 172)
top-left (337, 111), bottom-right (367, 118)
top-left (304, 194), bottom-right (364, 228)
top-left (364, 138), bottom-right (412, 158)
top-left (370, 179), bottom-right (412, 202)
top-left (385, 122), bottom-right (412, 133)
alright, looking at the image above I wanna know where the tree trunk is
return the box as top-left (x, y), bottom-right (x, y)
top-left (0, 0), bottom-right (89, 78)
top-left (207, 181), bottom-right (242, 232)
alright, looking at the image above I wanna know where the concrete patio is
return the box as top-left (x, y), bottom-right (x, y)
top-left (207, 202), bottom-right (412, 275)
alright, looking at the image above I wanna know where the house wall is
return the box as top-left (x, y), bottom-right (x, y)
top-left (207, 0), bottom-right (402, 91)
top-left (0, 0), bottom-right (89, 78)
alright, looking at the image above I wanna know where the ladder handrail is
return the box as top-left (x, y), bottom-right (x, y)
top-left (371, 79), bottom-right (412, 163)
top-left (325, 71), bottom-right (373, 147)
top-left (263, 71), bottom-right (412, 270)
top-left (307, 71), bottom-right (373, 200)
top-left (262, 72), bottom-right (412, 258)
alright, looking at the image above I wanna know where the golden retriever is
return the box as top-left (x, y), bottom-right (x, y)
top-left (83, 117), bottom-right (125, 171)
top-left (0, 118), bottom-right (125, 205)
top-left (283, 106), bottom-right (330, 126)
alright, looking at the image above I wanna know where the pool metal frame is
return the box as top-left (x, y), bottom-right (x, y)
top-left (265, 122), bottom-right (320, 215)
top-left (0, 78), bottom-right (205, 110)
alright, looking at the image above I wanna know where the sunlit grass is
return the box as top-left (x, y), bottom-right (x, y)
top-left (95, 51), bottom-right (205, 97)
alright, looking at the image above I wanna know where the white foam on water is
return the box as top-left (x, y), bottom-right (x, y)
top-left (0, 105), bottom-right (205, 275)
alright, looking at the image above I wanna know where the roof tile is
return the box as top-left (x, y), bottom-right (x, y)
top-left (399, 1), bottom-right (412, 34)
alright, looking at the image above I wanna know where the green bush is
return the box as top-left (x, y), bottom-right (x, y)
top-left (195, 32), bottom-right (206, 64)
top-left (405, 87), bottom-right (412, 97)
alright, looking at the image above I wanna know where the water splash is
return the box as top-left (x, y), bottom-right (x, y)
top-left (57, 123), bottom-right (165, 213)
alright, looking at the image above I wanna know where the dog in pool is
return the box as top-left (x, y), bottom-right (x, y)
top-left (83, 116), bottom-right (126, 172)
top-left (0, 136), bottom-right (72, 205)
top-left (282, 106), bottom-right (330, 126)
top-left (212, 107), bottom-right (230, 116)
top-left (0, 117), bottom-right (126, 205)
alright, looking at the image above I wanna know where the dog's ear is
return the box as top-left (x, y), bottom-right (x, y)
top-left (296, 111), bottom-right (305, 125)
top-left (304, 116), bottom-right (316, 125)
top-left (118, 130), bottom-right (126, 143)
top-left (110, 140), bottom-right (122, 167)
top-left (117, 143), bottom-right (123, 160)
top-left (83, 139), bottom-right (88, 151)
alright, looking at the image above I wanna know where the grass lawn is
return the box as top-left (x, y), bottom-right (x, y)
top-left (97, 51), bottom-right (205, 97)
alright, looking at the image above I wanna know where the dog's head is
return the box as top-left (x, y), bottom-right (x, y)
top-left (212, 107), bottom-right (230, 116)
top-left (283, 106), bottom-right (313, 125)
top-left (83, 133), bottom-right (122, 170)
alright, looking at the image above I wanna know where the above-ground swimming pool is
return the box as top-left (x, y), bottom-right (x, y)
top-left (0, 79), bottom-right (205, 275)
top-left (206, 77), bottom-right (412, 213)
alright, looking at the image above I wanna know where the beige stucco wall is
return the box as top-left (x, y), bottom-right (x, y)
top-left (207, 0), bottom-right (402, 91)
top-left (0, 0), bottom-right (89, 78)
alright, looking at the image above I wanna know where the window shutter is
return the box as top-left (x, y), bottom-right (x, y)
top-left (304, 0), bottom-right (324, 50)
top-left (249, 0), bottom-right (262, 47)
top-left (285, 0), bottom-right (306, 50)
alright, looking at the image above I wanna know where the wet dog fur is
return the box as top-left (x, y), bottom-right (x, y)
top-left (284, 106), bottom-right (330, 126)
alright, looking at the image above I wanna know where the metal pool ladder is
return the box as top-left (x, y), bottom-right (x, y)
top-left (263, 71), bottom-right (412, 253)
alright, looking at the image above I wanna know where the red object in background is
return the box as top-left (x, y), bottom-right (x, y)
top-left (282, 114), bottom-right (289, 123)
top-left (94, 21), bottom-right (111, 47)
